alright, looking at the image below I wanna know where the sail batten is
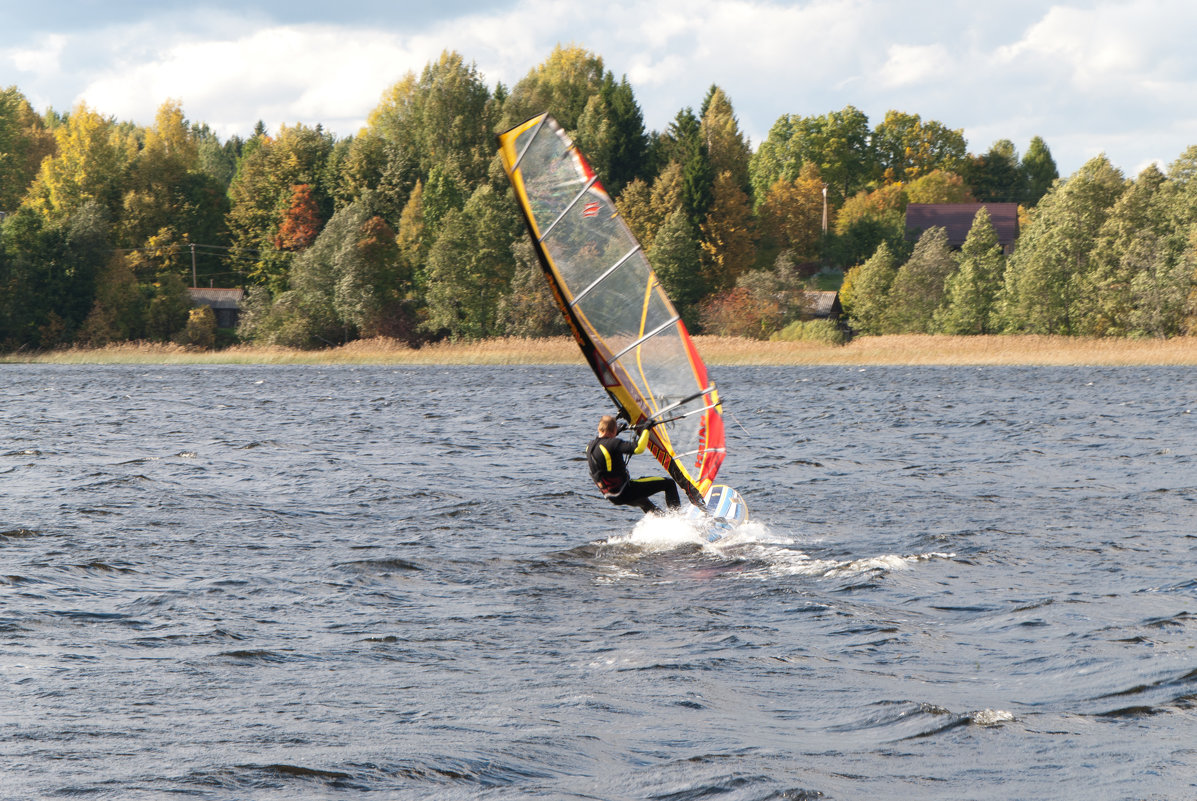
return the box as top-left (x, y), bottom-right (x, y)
top-left (651, 386), bottom-right (717, 420)
top-left (609, 316), bottom-right (680, 364)
top-left (498, 114), bottom-right (727, 505)
top-left (538, 174), bottom-right (598, 242)
top-left (569, 245), bottom-right (641, 308)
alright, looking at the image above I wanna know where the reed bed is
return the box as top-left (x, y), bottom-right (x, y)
top-left (6, 335), bottom-right (1197, 366)
top-left (696, 334), bottom-right (1197, 366)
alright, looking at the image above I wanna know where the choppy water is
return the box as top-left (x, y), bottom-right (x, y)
top-left (2, 363), bottom-right (1195, 800)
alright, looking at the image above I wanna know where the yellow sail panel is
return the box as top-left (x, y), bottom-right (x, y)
top-left (498, 114), bottom-right (725, 503)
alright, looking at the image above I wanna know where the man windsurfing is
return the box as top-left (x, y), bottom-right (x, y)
top-left (586, 414), bottom-right (681, 514)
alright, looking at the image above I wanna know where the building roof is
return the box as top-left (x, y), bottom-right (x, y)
top-left (187, 288), bottom-right (244, 309)
top-left (905, 202), bottom-right (1019, 248)
top-left (802, 290), bottom-right (842, 318)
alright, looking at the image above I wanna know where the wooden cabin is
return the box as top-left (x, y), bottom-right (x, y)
top-left (802, 290), bottom-right (843, 320)
top-left (187, 288), bottom-right (244, 329)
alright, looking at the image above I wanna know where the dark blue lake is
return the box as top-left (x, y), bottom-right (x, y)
top-left (2, 363), bottom-right (1195, 799)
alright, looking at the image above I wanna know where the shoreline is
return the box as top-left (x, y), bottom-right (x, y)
top-left (5, 334), bottom-right (1197, 366)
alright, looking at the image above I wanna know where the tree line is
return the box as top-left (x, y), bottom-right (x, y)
top-left (1, 45), bottom-right (1185, 351)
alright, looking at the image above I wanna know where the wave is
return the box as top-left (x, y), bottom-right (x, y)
top-left (601, 512), bottom-right (955, 580)
top-left (828, 699), bottom-right (1016, 742)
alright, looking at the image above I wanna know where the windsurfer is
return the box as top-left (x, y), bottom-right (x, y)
top-left (586, 414), bottom-right (681, 514)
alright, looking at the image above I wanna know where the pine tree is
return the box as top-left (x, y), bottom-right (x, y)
top-left (935, 207), bottom-right (1005, 334)
top-left (1021, 136), bottom-right (1059, 206)
top-left (699, 170), bottom-right (756, 294)
top-left (884, 226), bottom-right (957, 333)
top-left (1000, 155), bottom-right (1124, 333)
top-left (649, 208), bottom-right (705, 328)
top-left (843, 241), bottom-right (897, 335)
top-left (700, 86), bottom-right (752, 197)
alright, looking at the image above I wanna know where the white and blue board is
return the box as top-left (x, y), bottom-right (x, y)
top-left (687, 484), bottom-right (748, 542)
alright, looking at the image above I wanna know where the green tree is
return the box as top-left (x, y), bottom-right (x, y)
top-left (883, 226), bottom-right (957, 333)
top-left (423, 184), bottom-right (520, 339)
top-left (934, 207), bottom-right (1006, 334)
top-left (337, 131), bottom-right (419, 223)
top-left (395, 179), bottom-right (429, 296)
top-left (659, 108), bottom-right (714, 230)
top-left (1021, 136), bottom-right (1059, 206)
top-left (369, 50), bottom-right (498, 188)
top-left (77, 255), bottom-right (144, 345)
top-left (119, 101), bottom-right (228, 266)
top-left (749, 105), bottom-right (874, 205)
top-left (872, 110), bottom-right (967, 184)
top-left (649, 208), bottom-right (705, 328)
top-left (226, 123), bottom-right (336, 292)
top-left (963, 139), bottom-right (1026, 203)
top-left (0, 87), bottom-right (56, 212)
top-left (245, 195), bottom-right (409, 346)
top-left (145, 272), bottom-right (192, 341)
top-left (1079, 165), bottom-right (1193, 337)
top-left (842, 241), bottom-right (898, 334)
top-left (1000, 155), bottom-right (1125, 333)
top-left (573, 73), bottom-right (650, 197)
top-left (495, 237), bottom-right (568, 337)
top-left (501, 45), bottom-right (606, 132)
top-left (831, 183), bottom-right (908, 267)
top-left (421, 163), bottom-right (467, 239)
top-left (335, 211), bottom-right (401, 337)
top-left (649, 162), bottom-right (684, 233)
top-left (192, 123), bottom-right (241, 189)
top-left (0, 201), bottom-right (108, 347)
top-left (176, 304), bottom-right (217, 349)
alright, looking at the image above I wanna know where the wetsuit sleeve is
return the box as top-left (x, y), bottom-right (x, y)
top-left (633, 427), bottom-right (650, 454)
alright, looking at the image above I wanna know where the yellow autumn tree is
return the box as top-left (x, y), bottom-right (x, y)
top-left (699, 170), bottom-right (756, 294)
top-left (700, 86), bottom-right (752, 195)
top-left (758, 162), bottom-right (827, 261)
top-left (24, 102), bottom-right (132, 219)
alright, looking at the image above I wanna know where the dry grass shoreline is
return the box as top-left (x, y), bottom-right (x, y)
top-left (5, 334), bottom-right (1197, 366)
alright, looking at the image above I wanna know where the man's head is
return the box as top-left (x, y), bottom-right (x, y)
top-left (597, 414), bottom-right (617, 436)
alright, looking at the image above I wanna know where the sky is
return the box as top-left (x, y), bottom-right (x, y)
top-left (3, 0), bottom-right (1196, 178)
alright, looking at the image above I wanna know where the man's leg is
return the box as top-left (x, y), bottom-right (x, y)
top-left (621, 477), bottom-right (679, 512)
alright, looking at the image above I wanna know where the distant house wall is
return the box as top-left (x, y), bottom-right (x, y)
top-left (905, 203), bottom-right (1020, 255)
top-left (187, 288), bottom-right (244, 329)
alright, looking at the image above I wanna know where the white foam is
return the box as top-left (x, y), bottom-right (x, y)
top-left (609, 512), bottom-right (709, 551)
top-left (602, 515), bottom-right (956, 581)
top-left (972, 708), bottom-right (1015, 727)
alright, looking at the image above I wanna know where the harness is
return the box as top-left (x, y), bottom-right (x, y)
top-left (587, 437), bottom-right (630, 497)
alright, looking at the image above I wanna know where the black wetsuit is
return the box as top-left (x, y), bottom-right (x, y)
top-left (586, 433), bottom-right (680, 514)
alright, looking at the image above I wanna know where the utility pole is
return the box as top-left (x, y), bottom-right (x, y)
top-left (821, 184), bottom-right (828, 234)
top-left (190, 242), bottom-right (197, 288)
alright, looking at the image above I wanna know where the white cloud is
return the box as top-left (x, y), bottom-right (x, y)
top-left (878, 43), bottom-right (952, 88)
top-left (7, 0), bottom-right (1197, 174)
top-left (6, 33), bottom-right (67, 74)
top-left (76, 24), bottom-right (436, 137)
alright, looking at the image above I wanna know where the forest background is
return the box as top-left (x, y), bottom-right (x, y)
top-left (3, 45), bottom-right (1196, 352)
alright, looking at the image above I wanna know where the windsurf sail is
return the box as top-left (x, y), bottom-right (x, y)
top-left (497, 113), bottom-right (726, 507)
